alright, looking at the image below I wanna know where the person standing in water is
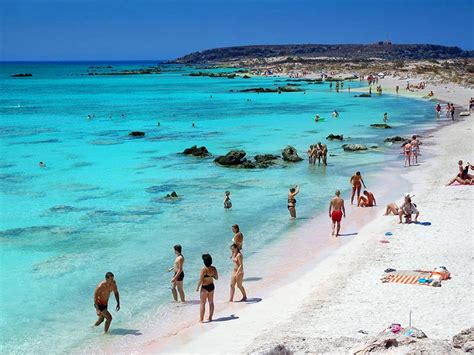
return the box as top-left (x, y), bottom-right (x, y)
top-left (329, 190), bottom-right (346, 237)
top-left (410, 135), bottom-right (421, 165)
top-left (350, 171), bottom-right (366, 205)
top-left (383, 112), bottom-right (388, 123)
top-left (224, 191), bottom-right (232, 209)
top-left (168, 245), bottom-right (185, 302)
top-left (196, 254), bottom-right (218, 323)
top-left (287, 185), bottom-right (300, 219)
top-left (229, 244), bottom-right (247, 302)
top-left (435, 103), bottom-right (441, 118)
top-left (396, 85), bottom-right (399, 94)
top-left (231, 224), bottom-right (244, 249)
top-left (93, 272), bottom-right (120, 333)
top-left (403, 141), bottom-right (412, 167)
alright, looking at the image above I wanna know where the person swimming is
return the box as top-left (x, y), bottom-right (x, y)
top-left (287, 185), bottom-right (300, 219)
top-left (224, 191), bottom-right (232, 209)
top-left (332, 110), bottom-right (339, 118)
top-left (196, 254), bottom-right (218, 323)
top-left (229, 244), bottom-right (247, 302)
top-left (39, 162), bottom-right (46, 168)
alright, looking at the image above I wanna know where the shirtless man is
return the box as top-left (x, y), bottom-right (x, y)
top-left (168, 245), bottom-right (185, 302)
top-left (350, 171), bottom-right (366, 205)
top-left (307, 145), bottom-right (314, 164)
top-left (321, 144), bottom-right (328, 166)
top-left (93, 272), bottom-right (120, 333)
top-left (410, 135), bottom-right (421, 164)
top-left (329, 190), bottom-right (346, 237)
top-left (358, 190), bottom-right (376, 207)
top-left (315, 142), bottom-right (324, 165)
top-left (232, 224), bottom-right (244, 249)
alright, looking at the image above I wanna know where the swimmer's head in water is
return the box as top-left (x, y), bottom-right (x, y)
top-left (232, 224), bottom-right (239, 233)
top-left (335, 190), bottom-right (340, 196)
top-left (105, 271), bottom-right (114, 280)
top-left (202, 254), bottom-right (212, 267)
top-left (174, 244), bottom-right (182, 254)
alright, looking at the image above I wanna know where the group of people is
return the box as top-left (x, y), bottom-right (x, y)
top-left (402, 135), bottom-right (422, 167)
top-left (307, 142), bottom-right (328, 166)
top-left (445, 103), bottom-right (456, 120)
top-left (384, 193), bottom-right (419, 224)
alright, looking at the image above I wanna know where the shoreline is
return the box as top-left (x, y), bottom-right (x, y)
top-left (137, 81), bottom-right (473, 353)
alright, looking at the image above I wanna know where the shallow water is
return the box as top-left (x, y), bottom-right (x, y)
top-left (0, 62), bottom-right (437, 354)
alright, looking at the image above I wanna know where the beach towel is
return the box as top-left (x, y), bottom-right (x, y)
top-left (381, 268), bottom-right (450, 285)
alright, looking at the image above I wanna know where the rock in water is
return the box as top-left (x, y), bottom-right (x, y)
top-left (357, 93), bottom-right (371, 97)
top-left (282, 146), bottom-right (303, 162)
top-left (326, 134), bottom-right (344, 141)
top-left (182, 145), bottom-right (210, 157)
top-left (129, 131), bottom-right (145, 137)
top-left (384, 136), bottom-right (406, 142)
top-left (214, 150), bottom-right (247, 166)
top-left (342, 144), bottom-right (368, 152)
top-left (11, 73), bottom-right (33, 77)
top-left (370, 124), bottom-right (392, 129)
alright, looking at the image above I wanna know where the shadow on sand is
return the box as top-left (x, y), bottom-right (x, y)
top-left (244, 297), bottom-right (262, 304)
top-left (108, 328), bottom-right (142, 336)
top-left (338, 232), bottom-right (358, 236)
top-left (211, 314), bottom-right (239, 322)
top-left (243, 277), bottom-right (262, 282)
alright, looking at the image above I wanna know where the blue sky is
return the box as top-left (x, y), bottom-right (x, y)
top-left (1, 0), bottom-right (473, 61)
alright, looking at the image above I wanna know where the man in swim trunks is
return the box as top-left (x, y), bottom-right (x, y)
top-left (358, 190), bottom-right (376, 207)
top-left (93, 272), bottom-right (120, 333)
top-left (329, 190), bottom-right (346, 237)
top-left (168, 245), bottom-right (185, 302)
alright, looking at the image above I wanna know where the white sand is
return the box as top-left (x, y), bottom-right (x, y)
top-left (146, 83), bottom-right (474, 354)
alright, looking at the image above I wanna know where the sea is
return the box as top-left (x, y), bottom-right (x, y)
top-left (0, 62), bottom-right (439, 354)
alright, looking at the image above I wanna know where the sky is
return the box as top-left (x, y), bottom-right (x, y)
top-left (0, 0), bottom-right (473, 61)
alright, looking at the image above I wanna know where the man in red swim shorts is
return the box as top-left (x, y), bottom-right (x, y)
top-left (329, 190), bottom-right (346, 237)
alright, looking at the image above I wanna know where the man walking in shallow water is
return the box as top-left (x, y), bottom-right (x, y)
top-left (329, 190), bottom-right (346, 237)
top-left (93, 272), bottom-right (120, 333)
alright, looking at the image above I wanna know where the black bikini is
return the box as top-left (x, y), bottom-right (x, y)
top-left (201, 271), bottom-right (215, 292)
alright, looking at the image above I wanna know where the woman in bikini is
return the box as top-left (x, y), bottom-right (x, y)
top-left (350, 171), bottom-right (366, 205)
top-left (231, 224), bottom-right (244, 249)
top-left (410, 135), bottom-right (420, 165)
top-left (403, 141), bottom-right (412, 167)
top-left (287, 185), bottom-right (300, 218)
top-left (229, 244), bottom-right (247, 302)
top-left (223, 191), bottom-right (232, 209)
top-left (196, 254), bottom-right (218, 323)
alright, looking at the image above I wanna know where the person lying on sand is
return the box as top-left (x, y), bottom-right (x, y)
top-left (446, 160), bottom-right (474, 186)
top-left (384, 202), bottom-right (399, 215)
top-left (398, 195), bottom-right (419, 224)
top-left (358, 190), bottom-right (376, 207)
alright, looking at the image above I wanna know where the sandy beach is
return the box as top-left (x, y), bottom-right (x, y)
top-left (146, 81), bottom-right (474, 354)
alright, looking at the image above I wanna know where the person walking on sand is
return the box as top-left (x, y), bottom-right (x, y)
top-left (403, 141), bottom-right (412, 167)
top-left (358, 190), bottom-right (376, 207)
top-left (224, 191), bottom-right (232, 209)
top-left (329, 190), bottom-right (346, 237)
top-left (167, 245), bottom-right (185, 302)
top-left (93, 272), bottom-right (120, 333)
top-left (350, 171), bottom-right (366, 205)
top-left (196, 254), bottom-right (218, 323)
top-left (383, 112), bottom-right (388, 123)
top-left (229, 244), bottom-right (247, 302)
top-left (450, 103), bottom-right (455, 121)
top-left (231, 224), bottom-right (244, 249)
top-left (287, 185), bottom-right (300, 218)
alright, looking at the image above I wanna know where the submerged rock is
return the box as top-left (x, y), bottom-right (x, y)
top-left (357, 93), bottom-right (372, 97)
top-left (11, 73), bottom-right (33, 77)
top-left (129, 131), bottom-right (145, 137)
top-left (165, 191), bottom-right (179, 199)
top-left (342, 144), bottom-right (368, 151)
top-left (326, 134), bottom-right (344, 141)
top-left (282, 146), bottom-right (303, 162)
top-left (370, 123), bottom-right (392, 129)
top-left (384, 136), bottom-right (406, 142)
top-left (214, 151), bottom-right (278, 168)
top-left (182, 145), bottom-right (210, 157)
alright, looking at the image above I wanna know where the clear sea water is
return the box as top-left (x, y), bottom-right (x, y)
top-left (0, 62), bottom-right (437, 354)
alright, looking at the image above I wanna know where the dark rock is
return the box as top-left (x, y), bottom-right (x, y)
top-left (165, 191), bottom-right (179, 199)
top-left (282, 146), bottom-right (303, 162)
top-left (182, 145), bottom-right (210, 157)
top-left (370, 123), bottom-right (392, 129)
top-left (129, 131), bottom-right (145, 137)
top-left (326, 134), bottom-right (344, 141)
top-left (242, 75), bottom-right (251, 79)
top-left (214, 150), bottom-right (247, 166)
top-left (11, 73), bottom-right (32, 77)
top-left (453, 327), bottom-right (474, 350)
top-left (240, 86), bottom-right (303, 93)
top-left (384, 136), bottom-right (406, 142)
top-left (254, 154), bottom-right (279, 168)
top-left (357, 93), bottom-right (372, 97)
top-left (342, 144), bottom-right (368, 151)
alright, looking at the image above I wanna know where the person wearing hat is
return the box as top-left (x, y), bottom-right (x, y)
top-left (398, 194), bottom-right (419, 223)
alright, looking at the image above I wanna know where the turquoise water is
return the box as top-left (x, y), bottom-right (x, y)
top-left (0, 62), bottom-right (437, 354)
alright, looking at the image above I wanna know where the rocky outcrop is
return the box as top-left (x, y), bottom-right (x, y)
top-left (384, 136), bottom-right (406, 142)
top-left (129, 131), bottom-right (145, 137)
top-left (240, 86), bottom-right (303, 93)
top-left (182, 145), bottom-right (210, 157)
top-left (282, 146), bottom-right (303, 162)
top-left (326, 134), bottom-right (344, 141)
top-left (254, 154), bottom-right (279, 168)
top-left (342, 144), bottom-right (368, 151)
top-left (214, 150), bottom-right (247, 166)
top-left (371, 123), bottom-right (392, 129)
top-left (11, 73), bottom-right (32, 77)
top-left (453, 327), bottom-right (474, 352)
